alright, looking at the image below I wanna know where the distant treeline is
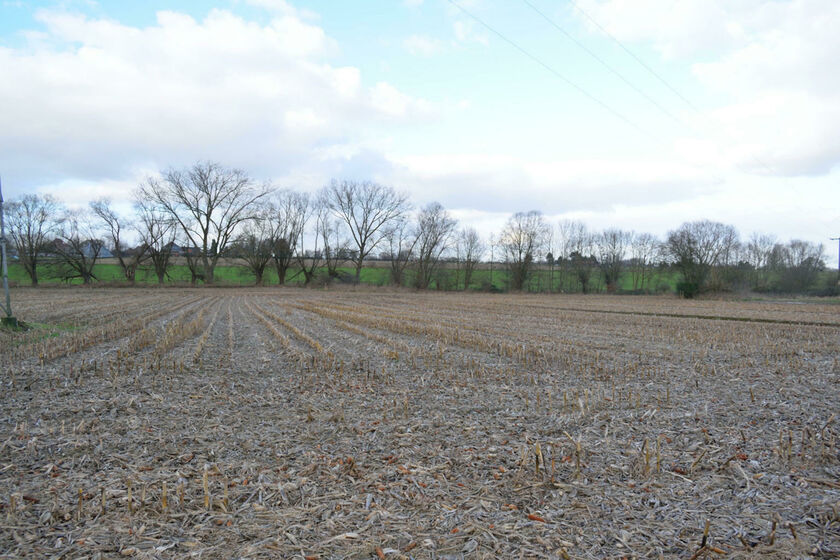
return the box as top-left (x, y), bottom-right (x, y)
top-left (3, 161), bottom-right (836, 297)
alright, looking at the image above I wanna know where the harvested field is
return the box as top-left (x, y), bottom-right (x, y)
top-left (1, 287), bottom-right (839, 559)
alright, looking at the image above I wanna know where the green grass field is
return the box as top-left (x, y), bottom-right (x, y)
top-left (4, 261), bottom-right (392, 288)
top-left (5, 260), bottom-right (834, 295)
top-left (6, 260), bottom-right (672, 291)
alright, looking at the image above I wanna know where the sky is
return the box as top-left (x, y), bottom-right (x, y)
top-left (0, 0), bottom-right (838, 248)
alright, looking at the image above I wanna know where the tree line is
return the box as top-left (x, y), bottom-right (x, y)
top-left (3, 161), bottom-right (833, 296)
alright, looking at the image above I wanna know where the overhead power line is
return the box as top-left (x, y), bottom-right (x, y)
top-left (446, 0), bottom-right (731, 187)
top-left (448, 0), bottom-right (772, 187)
top-left (568, 0), bottom-right (702, 114)
top-left (520, 0), bottom-right (686, 128)
top-left (566, 0), bottom-right (782, 177)
top-left (560, 0), bottom-right (776, 175)
top-left (447, 0), bottom-right (661, 144)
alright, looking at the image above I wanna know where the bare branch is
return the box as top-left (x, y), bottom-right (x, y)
top-left (5, 194), bottom-right (62, 286)
top-left (91, 198), bottom-right (146, 283)
top-left (134, 191), bottom-right (177, 284)
top-left (137, 161), bottom-right (272, 284)
top-left (51, 210), bottom-right (103, 285)
top-left (456, 227), bottom-right (485, 291)
top-left (413, 202), bottom-right (457, 289)
top-left (321, 179), bottom-right (411, 283)
top-left (500, 211), bottom-right (549, 291)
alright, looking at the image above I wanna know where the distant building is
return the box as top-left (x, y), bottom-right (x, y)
top-left (50, 238), bottom-right (112, 258)
top-left (82, 241), bottom-right (112, 258)
top-left (168, 242), bottom-right (201, 257)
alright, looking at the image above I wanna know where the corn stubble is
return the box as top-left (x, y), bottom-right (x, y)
top-left (0, 287), bottom-right (838, 558)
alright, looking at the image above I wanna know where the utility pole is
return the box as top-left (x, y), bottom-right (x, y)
top-left (0, 176), bottom-right (17, 327)
top-left (831, 237), bottom-right (840, 285)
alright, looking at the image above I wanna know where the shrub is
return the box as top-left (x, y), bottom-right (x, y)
top-left (676, 280), bottom-right (700, 298)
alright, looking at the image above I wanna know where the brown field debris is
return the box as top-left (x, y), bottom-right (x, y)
top-left (1, 288), bottom-right (838, 558)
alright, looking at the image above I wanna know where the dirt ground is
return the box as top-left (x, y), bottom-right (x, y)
top-left (1, 287), bottom-right (838, 559)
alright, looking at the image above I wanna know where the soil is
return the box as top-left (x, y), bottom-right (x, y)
top-left (1, 287), bottom-right (838, 559)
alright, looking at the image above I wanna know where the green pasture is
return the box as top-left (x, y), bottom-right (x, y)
top-left (4, 260), bottom-right (834, 295)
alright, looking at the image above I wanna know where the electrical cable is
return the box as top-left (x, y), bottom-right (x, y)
top-left (568, 0), bottom-right (702, 114)
top-left (568, 0), bottom-right (780, 176)
top-left (521, 0), bottom-right (686, 128)
top-left (447, 0), bottom-right (662, 144)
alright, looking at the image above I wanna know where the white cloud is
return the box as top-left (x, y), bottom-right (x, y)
top-left (574, 0), bottom-right (756, 58)
top-left (283, 108), bottom-right (326, 129)
top-left (370, 82), bottom-right (435, 118)
top-left (2, 1), bottom-right (837, 246)
top-left (0, 7), bottom-right (436, 195)
top-left (383, 150), bottom-right (839, 243)
top-left (386, 152), bottom-right (716, 214)
top-left (453, 20), bottom-right (488, 46)
top-left (691, 2), bottom-right (840, 176)
top-left (574, 1), bottom-right (840, 178)
top-left (403, 34), bottom-right (445, 56)
top-left (241, 0), bottom-right (319, 19)
top-left (243, 0), bottom-right (296, 13)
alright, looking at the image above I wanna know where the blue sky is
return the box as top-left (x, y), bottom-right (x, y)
top-left (1, 0), bottom-right (838, 245)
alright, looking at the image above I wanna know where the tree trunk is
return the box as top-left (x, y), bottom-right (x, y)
top-left (254, 269), bottom-right (264, 286)
top-left (390, 265), bottom-right (402, 286)
top-left (275, 262), bottom-right (288, 285)
top-left (157, 270), bottom-right (166, 284)
top-left (355, 261), bottom-right (362, 284)
top-left (204, 262), bottom-right (215, 285)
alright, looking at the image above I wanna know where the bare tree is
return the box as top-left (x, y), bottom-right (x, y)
top-left (413, 202), bottom-right (457, 289)
top-left (500, 211), bottom-right (549, 291)
top-left (775, 239), bottom-right (825, 292)
top-left (135, 196), bottom-right (176, 284)
top-left (295, 199), bottom-right (324, 286)
top-left (52, 211), bottom-right (103, 285)
top-left (666, 220), bottom-right (739, 297)
top-left (456, 227), bottom-right (485, 291)
top-left (488, 233), bottom-right (497, 291)
top-left (6, 194), bottom-right (61, 286)
top-left (556, 220), bottom-right (577, 292)
top-left (91, 199), bottom-right (146, 283)
top-left (628, 232), bottom-right (659, 291)
top-left (566, 221), bottom-right (597, 293)
top-left (236, 208), bottom-right (275, 286)
top-left (596, 228), bottom-right (631, 293)
top-left (321, 179), bottom-right (410, 283)
top-left (181, 238), bottom-right (204, 285)
top-left (544, 228), bottom-right (555, 292)
top-left (384, 216), bottom-right (416, 286)
top-left (269, 191), bottom-right (308, 286)
top-left (321, 217), bottom-right (349, 280)
top-left (138, 161), bottom-right (271, 284)
top-left (745, 232), bottom-right (776, 290)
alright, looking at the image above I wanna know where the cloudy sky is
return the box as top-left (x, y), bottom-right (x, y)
top-left (1, 0), bottom-right (838, 245)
